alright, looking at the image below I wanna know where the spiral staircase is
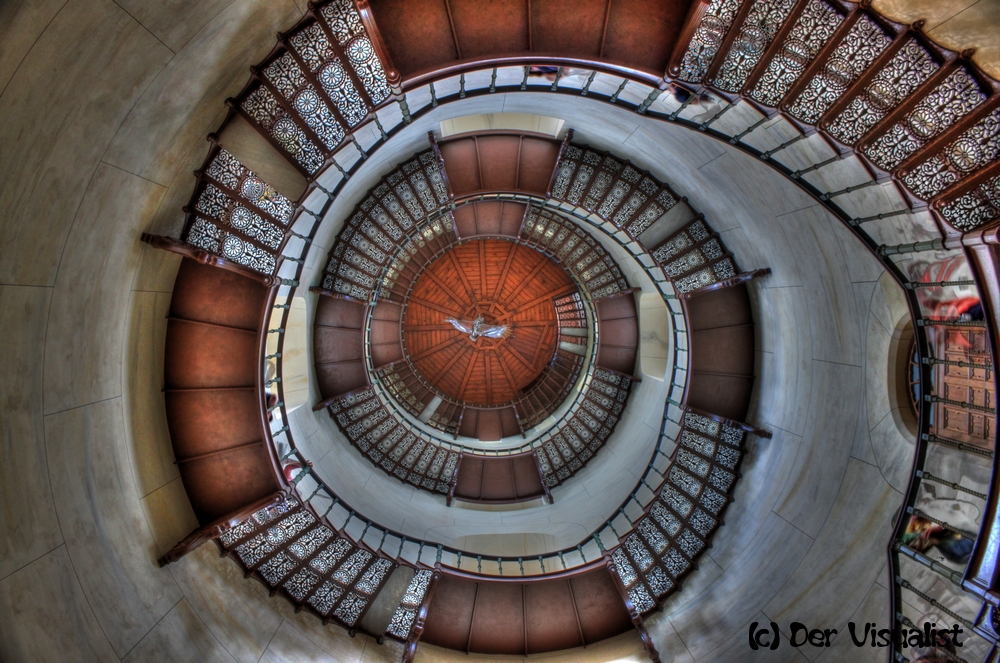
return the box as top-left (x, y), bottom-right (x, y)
top-left (3, 0), bottom-right (999, 662)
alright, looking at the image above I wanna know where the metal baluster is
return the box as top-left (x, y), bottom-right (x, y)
top-left (397, 536), bottom-right (406, 558)
top-left (907, 279), bottom-right (976, 289)
top-left (819, 179), bottom-right (878, 201)
top-left (311, 181), bottom-right (335, 198)
top-left (459, 73), bottom-right (466, 98)
top-left (917, 317), bottom-right (987, 328)
top-left (265, 377), bottom-right (281, 386)
top-left (429, 82), bottom-right (438, 107)
top-left (360, 520), bottom-right (371, 542)
top-left (558, 552), bottom-right (567, 569)
top-left (350, 134), bottom-right (367, 160)
top-left (592, 534), bottom-right (606, 553)
top-left (266, 400), bottom-right (283, 413)
top-left (477, 555), bottom-right (482, 573)
top-left (434, 543), bottom-right (441, 565)
top-left (728, 115), bottom-right (767, 143)
top-left (378, 530), bottom-right (388, 552)
top-left (520, 65), bottom-right (529, 90)
top-left (609, 79), bottom-right (628, 104)
top-left (878, 239), bottom-right (948, 257)
top-left (924, 394), bottom-right (995, 414)
top-left (924, 433), bottom-right (994, 458)
top-left (922, 355), bottom-right (991, 371)
top-left (849, 208), bottom-right (911, 226)
top-left (667, 89), bottom-right (696, 120)
top-left (916, 470), bottom-right (987, 499)
top-left (322, 496), bottom-right (337, 518)
top-left (518, 557), bottom-right (524, 576)
top-left (538, 555), bottom-right (545, 573)
top-left (273, 303), bottom-right (290, 309)
top-left (576, 545), bottom-right (587, 563)
top-left (490, 67), bottom-right (498, 93)
top-left (397, 94), bottom-right (412, 124)
top-left (760, 133), bottom-right (806, 160)
top-left (896, 577), bottom-right (976, 631)
top-left (268, 328), bottom-right (285, 334)
top-left (330, 157), bottom-right (350, 180)
top-left (287, 230), bottom-right (312, 243)
top-left (265, 352), bottom-right (282, 360)
top-left (281, 256), bottom-right (304, 264)
top-left (637, 87), bottom-right (662, 114)
top-left (581, 70), bottom-right (596, 96)
top-left (497, 557), bottom-right (503, 575)
top-left (550, 67), bottom-right (564, 92)
top-left (373, 114), bottom-right (388, 141)
top-left (791, 153), bottom-right (843, 179)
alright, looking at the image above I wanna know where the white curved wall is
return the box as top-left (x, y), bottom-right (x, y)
top-left (0, 2), bottom-right (968, 662)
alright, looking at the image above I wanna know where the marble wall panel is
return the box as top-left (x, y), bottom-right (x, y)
top-left (123, 290), bottom-right (178, 498)
top-left (123, 597), bottom-right (237, 663)
top-left (43, 163), bottom-right (166, 414)
top-left (0, 546), bottom-right (119, 662)
top-left (0, 0), bottom-right (171, 286)
top-left (667, 513), bottom-right (813, 659)
top-left (0, 0), bottom-right (66, 96)
top-left (815, 583), bottom-right (891, 663)
top-left (753, 287), bottom-right (813, 436)
top-left (766, 459), bottom-right (899, 661)
top-left (773, 361), bottom-right (861, 538)
top-left (44, 397), bottom-right (182, 656)
top-left (708, 430), bottom-right (799, 570)
top-left (105, 0), bottom-right (302, 186)
top-left (0, 285), bottom-right (62, 581)
top-left (141, 478), bottom-right (200, 558)
top-left (169, 544), bottom-right (282, 663)
top-left (258, 619), bottom-right (361, 663)
top-left (779, 205), bottom-right (864, 366)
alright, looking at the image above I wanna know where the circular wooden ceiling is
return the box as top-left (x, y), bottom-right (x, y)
top-left (403, 239), bottom-right (577, 406)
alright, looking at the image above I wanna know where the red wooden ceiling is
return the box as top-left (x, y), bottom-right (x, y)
top-left (403, 239), bottom-right (576, 406)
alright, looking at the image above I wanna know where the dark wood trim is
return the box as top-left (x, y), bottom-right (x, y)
top-left (355, 0), bottom-right (402, 90)
top-left (678, 268), bottom-right (772, 299)
top-left (157, 490), bottom-right (287, 566)
top-left (141, 233), bottom-right (283, 285)
top-left (665, 0), bottom-right (712, 79)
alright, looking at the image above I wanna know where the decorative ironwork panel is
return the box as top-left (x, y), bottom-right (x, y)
top-left (288, 23), bottom-right (370, 126)
top-left (940, 175), bottom-right (1000, 231)
top-left (865, 67), bottom-right (986, 170)
top-left (712, 0), bottom-right (798, 93)
top-left (787, 15), bottom-right (890, 124)
top-left (676, 0), bottom-right (747, 82)
top-left (904, 107), bottom-right (1000, 199)
top-left (242, 85), bottom-right (325, 174)
top-left (263, 53), bottom-right (345, 150)
top-left (750, 0), bottom-right (843, 106)
top-left (204, 149), bottom-right (294, 223)
top-left (826, 39), bottom-right (938, 146)
top-left (320, 0), bottom-right (391, 103)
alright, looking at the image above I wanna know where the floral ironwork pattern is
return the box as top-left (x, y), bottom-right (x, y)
top-left (864, 67), bottom-right (986, 170)
top-left (385, 569), bottom-right (433, 640)
top-left (749, 0), bottom-right (843, 107)
top-left (219, 495), bottom-right (395, 627)
top-left (242, 84), bottom-right (325, 174)
top-left (826, 39), bottom-right (939, 146)
top-left (676, 0), bottom-right (746, 82)
top-left (610, 408), bottom-right (745, 614)
top-left (712, 0), bottom-right (798, 93)
top-left (903, 107), bottom-right (1000, 199)
top-left (263, 52), bottom-right (345, 150)
top-left (288, 22), bottom-right (370, 127)
top-left (319, 0), bottom-right (391, 103)
top-left (787, 15), bottom-right (890, 124)
top-left (940, 175), bottom-right (1000, 231)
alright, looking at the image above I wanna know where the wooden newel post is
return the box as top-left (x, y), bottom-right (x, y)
top-left (141, 234), bottom-right (293, 288)
top-left (604, 556), bottom-right (662, 663)
top-left (678, 267), bottom-right (772, 299)
top-left (157, 491), bottom-right (287, 567)
top-left (403, 570), bottom-right (440, 663)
